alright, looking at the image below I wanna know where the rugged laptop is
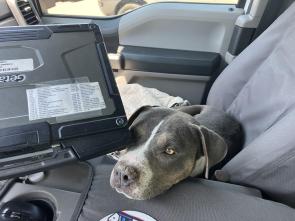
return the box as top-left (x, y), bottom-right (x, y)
top-left (0, 24), bottom-right (129, 179)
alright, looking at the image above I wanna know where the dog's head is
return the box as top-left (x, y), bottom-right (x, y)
top-left (110, 106), bottom-right (227, 200)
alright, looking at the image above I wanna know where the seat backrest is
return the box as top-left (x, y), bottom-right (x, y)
top-left (207, 3), bottom-right (295, 207)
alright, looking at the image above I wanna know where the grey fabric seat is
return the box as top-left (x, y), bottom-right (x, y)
top-left (79, 3), bottom-right (295, 221)
top-left (79, 163), bottom-right (295, 221)
top-left (207, 2), bottom-right (295, 208)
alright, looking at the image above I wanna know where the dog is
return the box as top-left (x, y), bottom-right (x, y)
top-left (110, 105), bottom-right (243, 200)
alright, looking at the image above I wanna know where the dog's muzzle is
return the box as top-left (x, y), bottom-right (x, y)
top-left (111, 165), bottom-right (139, 189)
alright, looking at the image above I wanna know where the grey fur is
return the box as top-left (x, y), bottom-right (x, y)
top-left (110, 105), bottom-right (243, 200)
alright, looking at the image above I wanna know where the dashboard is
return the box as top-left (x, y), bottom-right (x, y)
top-left (0, 0), bottom-right (41, 27)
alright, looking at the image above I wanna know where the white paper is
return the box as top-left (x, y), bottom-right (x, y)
top-left (26, 82), bottom-right (106, 121)
top-left (0, 59), bottom-right (34, 74)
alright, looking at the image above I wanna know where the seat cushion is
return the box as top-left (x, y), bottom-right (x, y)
top-left (79, 162), bottom-right (295, 221)
top-left (207, 2), bottom-right (295, 207)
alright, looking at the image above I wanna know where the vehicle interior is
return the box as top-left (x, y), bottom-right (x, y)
top-left (0, 0), bottom-right (295, 220)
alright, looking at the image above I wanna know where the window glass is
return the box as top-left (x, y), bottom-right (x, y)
top-left (40, 0), bottom-right (239, 17)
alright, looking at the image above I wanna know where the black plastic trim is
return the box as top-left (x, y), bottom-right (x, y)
top-left (228, 25), bottom-right (256, 56)
top-left (0, 123), bottom-right (50, 153)
top-left (0, 26), bottom-right (52, 42)
top-left (65, 128), bottom-right (130, 160)
top-left (0, 24), bottom-right (103, 42)
top-left (121, 46), bottom-right (220, 76)
top-left (236, 0), bottom-right (247, 8)
top-left (96, 43), bottom-right (119, 94)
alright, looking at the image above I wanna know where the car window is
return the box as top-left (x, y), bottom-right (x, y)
top-left (39, 0), bottom-right (239, 18)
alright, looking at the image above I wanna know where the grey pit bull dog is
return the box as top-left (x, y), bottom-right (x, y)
top-left (110, 105), bottom-right (243, 200)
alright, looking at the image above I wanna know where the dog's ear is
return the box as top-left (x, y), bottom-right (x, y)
top-left (175, 105), bottom-right (205, 116)
top-left (128, 106), bottom-right (153, 127)
top-left (190, 124), bottom-right (228, 178)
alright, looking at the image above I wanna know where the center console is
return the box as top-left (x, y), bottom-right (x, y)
top-left (0, 162), bottom-right (93, 221)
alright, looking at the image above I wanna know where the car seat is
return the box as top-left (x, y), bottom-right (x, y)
top-left (78, 2), bottom-right (295, 221)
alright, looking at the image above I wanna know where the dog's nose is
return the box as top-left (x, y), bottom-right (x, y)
top-left (113, 166), bottom-right (138, 187)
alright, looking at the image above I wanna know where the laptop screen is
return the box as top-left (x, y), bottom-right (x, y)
top-left (0, 24), bottom-right (129, 179)
top-left (0, 25), bottom-right (116, 129)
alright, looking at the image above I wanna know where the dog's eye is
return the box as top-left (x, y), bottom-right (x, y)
top-left (164, 147), bottom-right (176, 155)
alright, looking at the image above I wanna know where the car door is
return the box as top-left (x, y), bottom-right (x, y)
top-left (4, 0), bottom-right (269, 104)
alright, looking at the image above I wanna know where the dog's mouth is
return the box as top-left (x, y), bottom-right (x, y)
top-left (113, 186), bottom-right (135, 199)
top-left (112, 185), bottom-right (153, 200)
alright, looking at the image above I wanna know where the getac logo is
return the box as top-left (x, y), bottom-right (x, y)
top-left (0, 74), bottom-right (26, 83)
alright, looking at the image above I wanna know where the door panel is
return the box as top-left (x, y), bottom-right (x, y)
top-left (119, 3), bottom-right (243, 56)
top-left (115, 3), bottom-right (243, 104)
